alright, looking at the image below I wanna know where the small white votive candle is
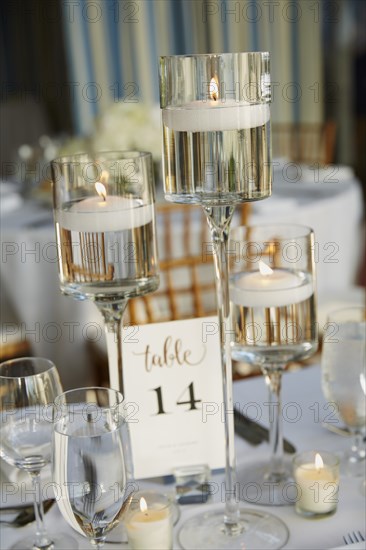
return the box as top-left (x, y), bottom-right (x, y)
top-left (293, 451), bottom-right (340, 518)
top-left (124, 492), bottom-right (173, 550)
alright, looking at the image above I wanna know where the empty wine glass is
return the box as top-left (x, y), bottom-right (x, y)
top-left (322, 306), bottom-right (366, 476)
top-left (53, 387), bottom-right (133, 548)
top-left (0, 357), bottom-right (76, 550)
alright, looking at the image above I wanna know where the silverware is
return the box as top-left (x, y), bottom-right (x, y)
top-left (0, 499), bottom-right (54, 527)
top-left (234, 407), bottom-right (297, 454)
top-left (343, 531), bottom-right (365, 545)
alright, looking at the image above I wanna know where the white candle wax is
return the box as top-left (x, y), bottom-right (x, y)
top-left (294, 463), bottom-right (339, 514)
top-left (230, 269), bottom-right (313, 308)
top-left (162, 101), bottom-right (270, 132)
top-left (55, 197), bottom-right (152, 233)
top-left (125, 506), bottom-right (172, 550)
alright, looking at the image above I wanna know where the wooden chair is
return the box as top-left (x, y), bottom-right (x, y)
top-left (126, 202), bottom-right (251, 325)
top-left (271, 120), bottom-right (337, 165)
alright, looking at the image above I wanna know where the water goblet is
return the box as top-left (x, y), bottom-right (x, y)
top-left (229, 224), bottom-right (318, 505)
top-left (0, 357), bottom-right (76, 549)
top-left (52, 387), bottom-right (132, 548)
top-left (51, 151), bottom-right (159, 392)
top-left (322, 306), bottom-right (366, 476)
top-left (160, 52), bottom-right (288, 550)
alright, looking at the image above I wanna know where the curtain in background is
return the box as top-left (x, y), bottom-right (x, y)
top-left (61, 0), bottom-right (324, 135)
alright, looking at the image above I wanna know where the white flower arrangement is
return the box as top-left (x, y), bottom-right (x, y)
top-left (93, 102), bottom-right (162, 162)
top-left (58, 102), bottom-right (162, 164)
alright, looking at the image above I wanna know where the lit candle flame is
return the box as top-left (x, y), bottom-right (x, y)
top-left (140, 497), bottom-right (148, 514)
top-left (95, 182), bottom-right (107, 202)
top-left (259, 260), bottom-right (273, 276)
top-left (315, 453), bottom-right (324, 471)
top-left (210, 77), bottom-right (219, 101)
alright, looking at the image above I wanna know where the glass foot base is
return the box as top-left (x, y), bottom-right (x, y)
top-left (10, 534), bottom-right (77, 550)
top-left (237, 460), bottom-right (296, 506)
top-left (178, 506), bottom-right (289, 549)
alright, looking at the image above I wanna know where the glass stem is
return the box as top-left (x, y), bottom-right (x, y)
top-left (97, 301), bottom-right (128, 394)
top-left (204, 205), bottom-right (239, 530)
top-left (263, 365), bottom-right (285, 479)
top-left (351, 431), bottom-right (365, 460)
top-left (30, 470), bottom-right (52, 549)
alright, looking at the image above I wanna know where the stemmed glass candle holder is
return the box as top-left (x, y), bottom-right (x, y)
top-left (160, 53), bottom-right (288, 549)
top-left (229, 224), bottom-right (318, 505)
top-left (51, 152), bottom-right (159, 392)
top-left (0, 358), bottom-right (76, 550)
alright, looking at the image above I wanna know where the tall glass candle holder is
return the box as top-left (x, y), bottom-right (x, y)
top-left (159, 53), bottom-right (288, 549)
top-left (51, 152), bottom-right (159, 393)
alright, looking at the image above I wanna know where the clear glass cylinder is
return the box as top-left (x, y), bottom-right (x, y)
top-left (229, 224), bottom-right (318, 365)
top-left (51, 151), bottom-right (159, 302)
top-left (159, 52), bottom-right (272, 205)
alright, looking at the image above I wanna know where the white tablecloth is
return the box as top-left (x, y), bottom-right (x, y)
top-left (1, 365), bottom-right (365, 549)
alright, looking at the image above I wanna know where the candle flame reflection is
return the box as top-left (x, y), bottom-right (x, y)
top-left (259, 260), bottom-right (273, 276)
top-left (140, 497), bottom-right (148, 513)
top-left (315, 453), bottom-right (324, 470)
top-left (95, 182), bottom-right (107, 201)
top-left (210, 77), bottom-right (219, 101)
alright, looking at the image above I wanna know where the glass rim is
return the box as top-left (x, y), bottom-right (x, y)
top-left (160, 51), bottom-right (270, 61)
top-left (230, 223), bottom-right (314, 241)
top-left (0, 357), bottom-right (56, 379)
top-left (51, 150), bottom-right (153, 167)
top-left (54, 386), bottom-right (124, 407)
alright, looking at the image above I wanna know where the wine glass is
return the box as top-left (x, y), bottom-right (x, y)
top-left (53, 387), bottom-right (133, 548)
top-left (159, 53), bottom-right (288, 549)
top-left (0, 357), bottom-right (76, 550)
top-left (51, 151), bottom-right (159, 392)
top-left (322, 306), bottom-right (366, 476)
top-left (229, 224), bottom-right (318, 505)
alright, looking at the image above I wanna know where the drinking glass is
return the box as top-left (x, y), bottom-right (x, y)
top-left (51, 151), bottom-right (159, 392)
top-left (0, 357), bottom-right (76, 550)
top-left (322, 306), bottom-right (366, 476)
top-left (160, 53), bottom-right (288, 549)
top-left (53, 387), bottom-right (132, 548)
top-left (229, 224), bottom-right (318, 505)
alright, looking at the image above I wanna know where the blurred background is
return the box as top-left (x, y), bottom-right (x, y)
top-left (0, 0), bottom-right (365, 386)
top-left (1, 0), bottom-right (366, 179)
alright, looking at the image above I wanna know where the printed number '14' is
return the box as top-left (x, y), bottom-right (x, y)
top-left (152, 383), bottom-right (201, 415)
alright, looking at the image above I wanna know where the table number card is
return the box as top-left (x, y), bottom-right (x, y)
top-left (122, 316), bottom-right (225, 479)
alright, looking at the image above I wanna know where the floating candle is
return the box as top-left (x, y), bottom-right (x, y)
top-left (230, 261), bottom-right (314, 308)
